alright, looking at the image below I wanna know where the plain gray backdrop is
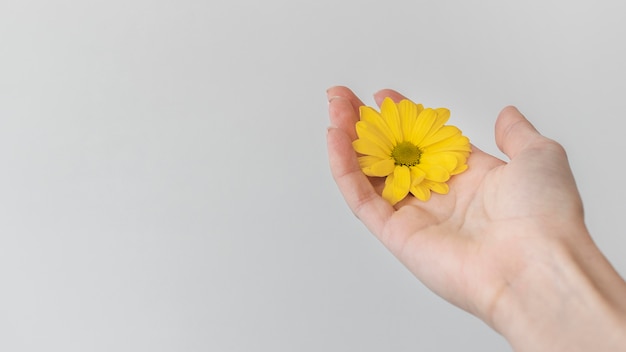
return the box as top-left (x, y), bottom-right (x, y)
top-left (1, 0), bottom-right (625, 351)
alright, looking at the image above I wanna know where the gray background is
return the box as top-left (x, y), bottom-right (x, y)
top-left (1, 0), bottom-right (625, 351)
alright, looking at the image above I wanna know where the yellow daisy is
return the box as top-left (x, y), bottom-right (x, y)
top-left (353, 97), bottom-right (471, 205)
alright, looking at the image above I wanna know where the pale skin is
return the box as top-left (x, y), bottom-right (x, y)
top-left (326, 86), bottom-right (626, 352)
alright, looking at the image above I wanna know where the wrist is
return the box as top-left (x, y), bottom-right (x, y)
top-left (490, 227), bottom-right (626, 352)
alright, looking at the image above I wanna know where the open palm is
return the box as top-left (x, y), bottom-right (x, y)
top-left (326, 86), bottom-right (585, 327)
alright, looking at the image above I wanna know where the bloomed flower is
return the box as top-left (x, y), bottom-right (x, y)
top-left (352, 97), bottom-right (471, 205)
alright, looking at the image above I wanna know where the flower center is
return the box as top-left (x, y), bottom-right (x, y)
top-left (391, 141), bottom-right (422, 166)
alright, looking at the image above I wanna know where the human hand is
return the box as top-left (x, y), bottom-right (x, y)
top-left (326, 86), bottom-right (626, 351)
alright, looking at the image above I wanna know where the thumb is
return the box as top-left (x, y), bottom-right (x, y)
top-left (495, 106), bottom-right (542, 159)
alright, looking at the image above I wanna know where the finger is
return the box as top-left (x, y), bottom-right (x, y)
top-left (328, 97), bottom-right (358, 141)
top-left (494, 106), bottom-right (542, 160)
top-left (327, 127), bottom-right (394, 236)
top-left (327, 85), bottom-right (364, 113)
top-left (373, 89), bottom-right (408, 105)
top-left (327, 86), bottom-right (364, 141)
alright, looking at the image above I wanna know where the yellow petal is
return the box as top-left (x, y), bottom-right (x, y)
top-left (410, 166), bottom-right (426, 186)
top-left (444, 151), bottom-right (470, 167)
top-left (382, 166), bottom-right (410, 205)
top-left (425, 180), bottom-right (450, 195)
top-left (362, 158), bottom-right (396, 177)
top-left (380, 98), bottom-right (403, 143)
top-left (421, 108), bottom-right (452, 142)
top-left (447, 150), bottom-right (470, 160)
top-left (359, 106), bottom-right (398, 145)
top-left (359, 105), bottom-right (383, 122)
top-left (353, 139), bottom-right (390, 159)
top-left (420, 125), bottom-right (462, 147)
top-left (358, 155), bottom-right (382, 168)
top-left (382, 176), bottom-right (395, 204)
top-left (451, 163), bottom-right (468, 175)
top-left (416, 103), bottom-right (425, 116)
top-left (423, 108), bottom-right (450, 134)
top-left (398, 100), bottom-right (420, 142)
top-left (447, 151), bottom-right (470, 174)
top-left (418, 164), bottom-right (450, 182)
top-left (424, 135), bottom-right (472, 154)
top-left (408, 108), bottom-right (437, 145)
top-left (355, 121), bottom-right (393, 153)
top-left (419, 152), bottom-right (458, 172)
top-left (410, 183), bottom-right (431, 201)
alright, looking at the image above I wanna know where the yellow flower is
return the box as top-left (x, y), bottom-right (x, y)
top-left (353, 97), bottom-right (471, 205)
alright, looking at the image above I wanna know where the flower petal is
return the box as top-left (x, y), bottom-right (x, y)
top-left (398, 100), bottom-right (421, 142)
top-left (424, 135), bottom-right (472, 153)
top-left (358, 155), bottom-right (383, 168)
top-left (433, 108), bottom-right (451, 126)
top-left (424, 180), bottom-right (450, 195)
top-left (410, 183), bottom-right (431, 201)
top-left (380, 98), bottom-right (403, 143)
top-left (352, 139), bottom-right (390, 159)
top-left (355, 121), bottom-right (393, 153)
top-left (417, 164), bottom-right (450, 182)
top-left (421, 125), bottom-right (462, 147)
top-left (362, 158), bottom-right (396, 177)
top-left (409, 166), bottom-right (426, 186)
top-left (419, 152), bottom-right (458, 172)
top-left (451, 163), bottom-right (468, 175)
top-left (359, 106), bottom-right (398, 145)
top-left (421, 108), bottom-right (452, 142)
top-left (447, 151), bottom-right (470, 174)
top-left (382, 166), bottom-right (410, 205)
top-left (408, 108), bottom-right (438, 145)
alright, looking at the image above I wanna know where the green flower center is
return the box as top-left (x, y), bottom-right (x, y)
top-left (391, 141), bottom-right (422, 166)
